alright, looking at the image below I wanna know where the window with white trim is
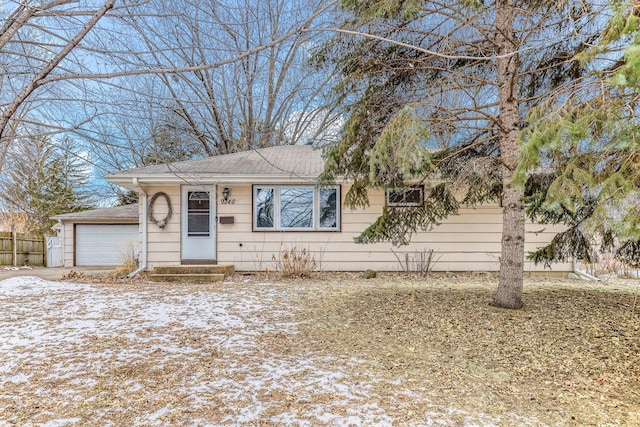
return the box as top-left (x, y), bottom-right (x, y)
top-left (254, 185), bottom-right (340, 231)
top-left (386, 185), bottom-right (424, 207)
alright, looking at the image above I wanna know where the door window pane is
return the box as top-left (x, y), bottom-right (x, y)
top-left (188, 191), bottom-right (210, 236)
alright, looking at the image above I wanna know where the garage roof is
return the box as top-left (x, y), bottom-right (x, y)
top-left (51, 204), bottom-right (138, 222)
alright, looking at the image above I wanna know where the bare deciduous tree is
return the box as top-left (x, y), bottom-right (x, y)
top-left (0, 0), bottom-right (116, 170)
top-left (90, 0), bottom-right (340, 176)
top-left (1, 0), bottom-right (339, 177)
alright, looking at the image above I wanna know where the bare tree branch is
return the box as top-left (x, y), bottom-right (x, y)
top-left (0, 0), bottom-right (115, 161)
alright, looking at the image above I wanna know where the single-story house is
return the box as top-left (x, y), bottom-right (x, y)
top-left (51, 204), bottom-right (139, 267)
top-left (101, 145), bottom-right (571, 274)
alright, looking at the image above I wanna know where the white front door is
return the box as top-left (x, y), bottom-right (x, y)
top-left (181, 185), bottom-right (216, 262)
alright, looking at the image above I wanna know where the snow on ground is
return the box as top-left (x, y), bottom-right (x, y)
top-left (0, 276), bottom-right (526, 426)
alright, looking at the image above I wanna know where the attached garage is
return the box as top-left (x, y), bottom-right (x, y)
top-left (75, 224), bottom-right (139, 266)
top-left (51, 205), bottom-right (139, 268)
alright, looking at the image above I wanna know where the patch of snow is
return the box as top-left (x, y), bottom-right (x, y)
top-left (0, 276), bottom-right (88, 296)
top-left (147, 406), bottom-right (171, 423)
top-left (127, 383), bottom-right (144, 393)
top-left (4, 373), bottom-right (30, 384)
top-left (2, 265), bottom-right (32, 271)
top-left (0, 276), bottom-right (538, 426)
top-left (39, 418), bottom-right (82, 427)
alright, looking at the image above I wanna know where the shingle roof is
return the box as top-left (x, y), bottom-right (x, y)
top-left (106, 145), bottom-right (325, 182)
top-left (51, 204), bottom-right (138, 222)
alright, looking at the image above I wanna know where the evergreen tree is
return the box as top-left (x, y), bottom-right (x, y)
top-left (316, 1), bottom-right (607, 308)
top-left (0, 135), bottom-right (92, 233)
top-left (517, 1), bottom-right (640, 269)
top-left (141, 120), bottom-right (202, 166)
top-left (116, 190), bottom-right (139, 206)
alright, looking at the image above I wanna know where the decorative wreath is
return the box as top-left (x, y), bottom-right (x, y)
top-left (148, 192), bottom-right (172, 228)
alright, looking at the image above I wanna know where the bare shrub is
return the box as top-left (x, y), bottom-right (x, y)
top-left (272, 246), bottom-right (317, 278)
top-left (0, 212), bottom-right (32, 233)
top-left (391, 247), bottom-right (440, 277)
top-left (579, 242), bottom-right (638, 279)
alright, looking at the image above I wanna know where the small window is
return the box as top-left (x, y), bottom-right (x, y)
top-left (386, 185), bottom-right (424, 207)
top-left (253, 185), bottom-right (340, 231)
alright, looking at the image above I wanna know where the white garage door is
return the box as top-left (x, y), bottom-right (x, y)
top-left (75, 224), bottom-right (139, 266)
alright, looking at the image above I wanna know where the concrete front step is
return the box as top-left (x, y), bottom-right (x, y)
top-left (148, 264), bottom-right (234, 283)
top-left (152, 265), bottom-right (235, 275)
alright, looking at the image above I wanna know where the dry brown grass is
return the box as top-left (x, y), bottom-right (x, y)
top-left (292, 273), bottom-right (640, 425)
top-left (112, 239), bottom-right (139, 277)
top-left (1, 272), bottom-right (639, 426)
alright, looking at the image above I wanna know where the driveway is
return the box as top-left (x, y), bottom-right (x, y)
top-left (0, 266), bottom-right (115, 281)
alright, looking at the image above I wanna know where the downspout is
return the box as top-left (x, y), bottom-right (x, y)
top-left (56, 219), bottom-right (63, 267)
top-left (572, 258), bottom-right (600, 281)
top-left (127, 177), bottom-right (148, 278)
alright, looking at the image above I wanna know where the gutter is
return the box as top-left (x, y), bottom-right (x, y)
top-left (127, 177), bottom-right (148, 278)
top-left (107, 174), bottom-right (324, 187)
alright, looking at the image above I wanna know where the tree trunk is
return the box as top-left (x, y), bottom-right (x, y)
top-left (494, 0), bottom-right (525, 309)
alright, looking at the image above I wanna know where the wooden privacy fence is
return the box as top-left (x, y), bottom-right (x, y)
top-left (0, 231), bottom-right (45, 266)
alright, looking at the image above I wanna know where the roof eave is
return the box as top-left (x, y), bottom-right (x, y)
top-left (105, 173), bottom-right (342, 190)
top-left (51, 217), bottom-right (138, 223)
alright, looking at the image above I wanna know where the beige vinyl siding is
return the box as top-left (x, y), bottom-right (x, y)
top-left (60, 221), bottom-right (74, 267)
top-left (143, 186), bottom-right (182, 269)
top-left (214, 184), bottom-right (571, 273)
